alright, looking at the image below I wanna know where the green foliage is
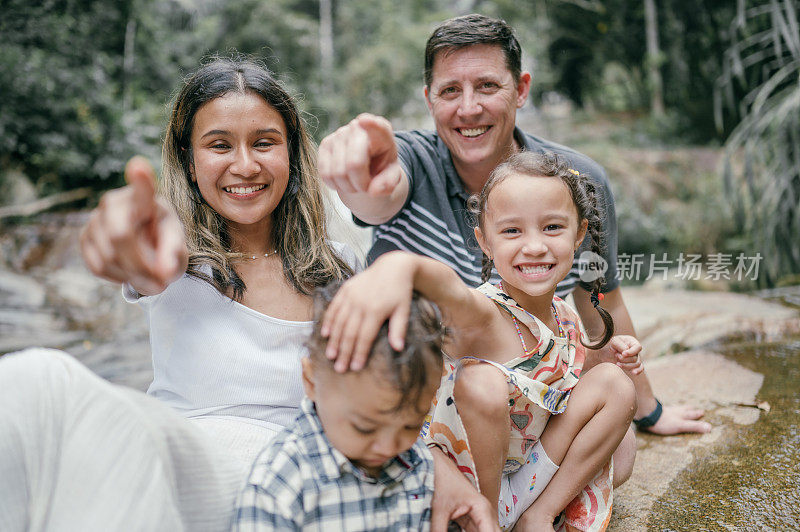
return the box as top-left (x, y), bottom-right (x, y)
top-left (544, 0), bottom-right (739, 142)
top-left (0, 0), bottom-right (464, 193)
top-left (716, 0), bottom-right (800, 287)
top-left (613, 153), bottom-right (735, 260)
top-left (1, 0), bottom-right (130, 191)
top-left (0, 0), bottom-right (200, 193)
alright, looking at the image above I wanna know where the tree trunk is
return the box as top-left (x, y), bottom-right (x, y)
top-left (644, 0), bottom-right (665, 116)
top-left (319, 0), bottom-right (334, 90)
top-left (123, 17), bottom-right (137, 113)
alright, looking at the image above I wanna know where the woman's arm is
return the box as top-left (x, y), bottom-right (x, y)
top-left (321, 250), bottom-right (496, 372)
top-left (80, 157), bottom-right (188, 296)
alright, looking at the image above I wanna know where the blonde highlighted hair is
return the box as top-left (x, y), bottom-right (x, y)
top-left (160, 56), bottom-right (352, 298)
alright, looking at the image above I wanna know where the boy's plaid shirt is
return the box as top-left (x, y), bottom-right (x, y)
top-left (234, 398), bottom-right (434, 531)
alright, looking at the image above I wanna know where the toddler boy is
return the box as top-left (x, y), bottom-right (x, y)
top-left (234, 283), bottom-right (445, 531)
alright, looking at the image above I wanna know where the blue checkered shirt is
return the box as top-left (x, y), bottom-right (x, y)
top-left (234, 398), bottom-right (434, 531)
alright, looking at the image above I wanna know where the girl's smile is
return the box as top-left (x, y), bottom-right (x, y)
top-left (515, 263), bottom-right (555, 279)
top-left (476, 173), bottom-right (587, 318)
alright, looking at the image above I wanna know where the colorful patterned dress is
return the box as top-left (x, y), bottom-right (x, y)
top-left (421, 282), bottom-right (614, 531)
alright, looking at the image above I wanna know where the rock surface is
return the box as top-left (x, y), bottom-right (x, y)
top-left (622, 286), bottom-right (799, 359)
top-left (0, 212), bottom-right (152, 390)
top-left (605, 286), bottom-right (799, 531)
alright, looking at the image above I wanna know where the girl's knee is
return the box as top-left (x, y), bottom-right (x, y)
top-left (453, 362), bottom-right (509, 419)
top-left (583, 363), bottom-right (637, 416)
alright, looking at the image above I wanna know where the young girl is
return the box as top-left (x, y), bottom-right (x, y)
top-left (323, 151), bottom-right (641, 531)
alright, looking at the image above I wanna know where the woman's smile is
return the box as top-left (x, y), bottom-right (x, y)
top-left (222, 183), bottom-right (268, 197)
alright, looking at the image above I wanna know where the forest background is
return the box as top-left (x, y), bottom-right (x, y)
top-left (1, 0), bottom-right (798, 287)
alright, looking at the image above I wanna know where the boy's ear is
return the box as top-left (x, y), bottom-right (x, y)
top-left (575, 219), bottom-right (588, 251)
top-left (301, 357), bottom-right (316, 401)
top-left (474, 226), bottom-right (491, 260)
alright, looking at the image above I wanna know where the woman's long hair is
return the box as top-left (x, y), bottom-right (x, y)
top-left (161, 55), bottom-right (352, 298)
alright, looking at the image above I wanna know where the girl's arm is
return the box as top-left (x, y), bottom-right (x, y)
top-left (80, 157), bottom-right (188, 296)
top-left (321, 250), bottom-right (496, 372)
top-left (587, 335), bottom-right (643, 375)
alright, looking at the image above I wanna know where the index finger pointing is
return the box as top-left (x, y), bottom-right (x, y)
top-left (125, 156), bottom-right (158, 219)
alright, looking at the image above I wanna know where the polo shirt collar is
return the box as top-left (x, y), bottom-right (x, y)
top-left (298, 398), bottom-right (423, 485)
top-left (435, 133), bottom-right (470, 199)
top-left (514, 126), bottom-right (532, 152)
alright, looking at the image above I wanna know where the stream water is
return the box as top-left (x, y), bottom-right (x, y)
top-left (649, 335), bottom-right (800, 530)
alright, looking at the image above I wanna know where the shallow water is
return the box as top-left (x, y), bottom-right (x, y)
top-left (649, 336), bottom-right (800, 531)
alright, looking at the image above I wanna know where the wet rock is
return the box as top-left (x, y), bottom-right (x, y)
top-left (605, 285), bottom-right (799, 530)
top-left (0, 167), bottom-right (37, 206)
top-left (610, 351), bottom-right (764, 531)
top-left (68, 336), bottom-right (152, 391)
top-left (0, 211), bottom-right (149, 381)
top-left (0, 330), bottom-right (87, 354)
top-left (622, 287), bottom-right (799, 357)
top-left (46, 268), bottom-right (101, 309)
top-left (756, 285), bottom-right (800, 308)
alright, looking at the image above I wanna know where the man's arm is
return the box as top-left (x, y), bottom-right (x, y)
top-left (318, 113), bottom-right (410, 224)
top-left (574, 286), bottom-right (711, 435)
top-left (429, 447), bottom-right (499, 532)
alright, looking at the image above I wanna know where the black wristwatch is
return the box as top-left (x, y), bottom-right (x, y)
top-left (633, 399), bottom-right (663, 430)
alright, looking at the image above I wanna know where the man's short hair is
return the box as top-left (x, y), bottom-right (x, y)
top-left (424, 13), bottom-right (522, 87)
top-left (307, 281), bottom-right (446, 412)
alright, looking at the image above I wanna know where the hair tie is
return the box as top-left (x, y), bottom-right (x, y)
top-left (590, 292), bottom-right (604, 308)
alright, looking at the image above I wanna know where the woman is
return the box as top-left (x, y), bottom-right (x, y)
top-left (82, 57), bottom-right (355, 465)
top-left (0, 57), bottom-right (493, 532)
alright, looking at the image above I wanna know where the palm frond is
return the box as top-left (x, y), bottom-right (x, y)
top-left (716, 0), bottom-right (800, 286)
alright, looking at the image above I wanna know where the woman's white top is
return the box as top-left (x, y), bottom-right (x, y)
top-left (124, 243), bottom-right (358, 440)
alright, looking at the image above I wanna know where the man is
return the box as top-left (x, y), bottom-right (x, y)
top-left (319, 14), bottom-right (710, 438)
